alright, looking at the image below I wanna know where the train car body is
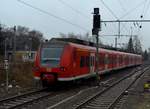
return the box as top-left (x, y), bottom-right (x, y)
top-left (33, 38), bottom-right (142, 86)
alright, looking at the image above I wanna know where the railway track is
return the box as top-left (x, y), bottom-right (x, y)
top-left (0, 81), bottom-right (98, 109)
top-left (45, 66), bottom-right (149, 109)
top-left (74, 66), bottom-right (149, 109)
top-left (0, 66), bottom-right (147, 109)
top-left (0, 88), bottom-right (52, 109)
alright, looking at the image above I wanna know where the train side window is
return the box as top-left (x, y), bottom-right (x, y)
top-left (109, 55), bottom-right (111, 64)
top-left (93, 56), bottom-right (95, 66)
top-left (102, 55), bottom-right (104, 64)
top-left (104, 54), bottom-right (109, 64)
top-left (86, 56), bottom-right (89, 67)
top-left (111, 55), bottom-right (113, 64)
top-left (120, 56), bottom-right (122, 64)
top-left (119, 56), bottom-right (121, 64)
top-left (99, 55), bottom-right (101, 64)
top-left (112, 55), bottom-right (114, 64)
top-left (90, 56), bottom-right (94, 66)
top-left (89, 56), bottom-right (92, 66)
top-left (91, 56), bottom-right (93, 66)
top-left (80, 56), bottom-right (85, 67)
top-left (104, 55), bottom-right (106, 64)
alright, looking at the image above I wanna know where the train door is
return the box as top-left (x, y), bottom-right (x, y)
top-left (105, 54), bottom-right (108, 70)
top-left (111, 54), bottom-right (115, 69)
top-left (99, 52), bottom-right (105, 71)
top-left (109, 54), bottom-right (113, 69)
top-left (90, 53), bottom-right (95, 74)
top-left (117, 55), bottom-right (119, 68)
top-left (112, 54), bottom-right (116, 69)
top-left (75, 49), bottom-right (90, 77)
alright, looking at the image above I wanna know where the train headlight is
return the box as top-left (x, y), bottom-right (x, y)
top-left (60, 67), bottom-right (66, 71)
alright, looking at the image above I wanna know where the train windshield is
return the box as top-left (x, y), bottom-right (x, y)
top-left (41, 47), bottom-right (63, 67)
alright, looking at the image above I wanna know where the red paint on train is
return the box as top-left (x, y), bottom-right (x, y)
top-left (33, 39), bottom-right (142, 86)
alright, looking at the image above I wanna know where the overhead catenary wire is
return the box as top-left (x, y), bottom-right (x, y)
top-left (143, 0), bottom-right (150, 18)
top-left (135, 0), bottom-right (150, 38)
top-left (120, 0), bottom-right (146, 19)
top-left (100, 0), bottom-right (120, 31)
top-left (100, 0), bottom-right (129, 35)
top-left (117, 0), bottom-right (126, 12)
top-left (116, 0), bottom-right (132, 35)
top-left (100, 0), bottom-right (118, 19)
top-left (136, 0), bottom-right (148, 35)
top-left (141, 0), bottom-right (148, 18)
top-left (116, 0), bottom-right (146, 35)
top-left (57, 0), bottom-right (90, 20)
top-left (100, 0), bottom-right (143, 50)
top-left (17, 0), bottom-right (89, 31)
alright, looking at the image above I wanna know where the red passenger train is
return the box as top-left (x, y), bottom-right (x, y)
top-left (33, 38), bottom-right (142, 87)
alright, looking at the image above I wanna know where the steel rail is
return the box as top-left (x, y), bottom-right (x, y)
top-left (0, 88), bottom-right (50, 109)
top-left (75, 66), bottom-right (149, 109)
top-left (107, 66), bottom-right (148, 109)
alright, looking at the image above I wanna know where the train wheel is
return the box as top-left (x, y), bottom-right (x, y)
top-left (42, 80), bottom-right (49, 88)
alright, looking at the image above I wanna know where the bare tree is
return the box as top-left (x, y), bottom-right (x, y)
top-left (59, 33), bottom-right (67, 38)
top-left (28, 30), bottom-right (44, 50)
top-left (143, 50), bottom-right (148, 61)
top-left (133, 36), bottom-right (142, 54)
top-left (17, 26), bottom-right (29, 36)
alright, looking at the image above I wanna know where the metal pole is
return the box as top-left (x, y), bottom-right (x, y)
top-left (13, 26), bottom-right (16, 63)
top-left (6, 64), bottom-right (8, 91)
top-left (29, 38), bottom-right (32, 59)
top-left (0, 24), bottom-right (1, 35)
top-left (115, 37), bottom-right (117, 49)
top-left (131, 26), bottom-right (133, 38)
top-left (4, 39), bottom-right (9, 91)
top-left (92, 8), bottom-right (101, 85)
top-left (118, 21), bottom-right (121, 38)
top-left (4, 39), bottom-right (7, 59)
top-left (96, 34), bottom-right (100, 82)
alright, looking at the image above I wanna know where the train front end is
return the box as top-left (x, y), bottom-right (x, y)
top-left (33, 41), bottom-right (67, 87)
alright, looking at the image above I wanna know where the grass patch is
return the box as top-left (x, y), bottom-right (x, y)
top-left (0, 61), bottom-right (34, 88)
top-left (137, 93), bottom-right (150, 109)
top-left (9, 62), bottom-right (34, 88)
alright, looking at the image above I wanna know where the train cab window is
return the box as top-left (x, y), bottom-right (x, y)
top-left (41, 47), bottom-right (63, 67)
top-left (80, 56), bottom-right (85, 67)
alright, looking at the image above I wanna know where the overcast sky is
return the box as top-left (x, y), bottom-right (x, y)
top-left (0, 0), bottom-right (150, 49)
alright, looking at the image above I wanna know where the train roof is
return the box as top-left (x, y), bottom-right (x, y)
top-left (70, 42), bottom-right (140, 57)
top-left (44, 38), bottom-right (141, 57)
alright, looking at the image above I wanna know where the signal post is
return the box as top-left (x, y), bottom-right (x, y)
top-left (92, 8), bottom-right (101, 85)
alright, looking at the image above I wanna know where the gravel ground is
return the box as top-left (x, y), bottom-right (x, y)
top-left (0, 85), bottom-right (36, 100)
top-left (28, 67), bottom-right (138, 109)
top-left (121, 66), bottom-right (150, 109)
top-left (0, 67), bottom-right (136, 100)
top-left (0, 66), bottom-right (139, 109)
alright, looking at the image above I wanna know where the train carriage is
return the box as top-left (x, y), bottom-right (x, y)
top-left (33, 38), bottom-right (142, 87)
